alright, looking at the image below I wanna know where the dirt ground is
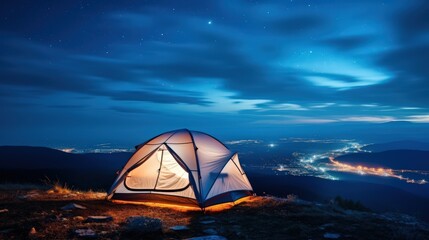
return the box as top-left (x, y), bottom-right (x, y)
top-left (1, 188), bottom-right (429, 240)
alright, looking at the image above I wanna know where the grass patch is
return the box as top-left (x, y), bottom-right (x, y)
top-left (333, 196), bottom-right (371, 212)
top-left (39, 177), bottom-right (106, 199)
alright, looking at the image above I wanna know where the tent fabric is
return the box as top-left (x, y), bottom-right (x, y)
top-left (107, 129), bottom-right (253, 208)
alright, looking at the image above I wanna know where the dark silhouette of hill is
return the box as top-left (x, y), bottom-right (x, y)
top-left (0, 146), bottom-right (132, 190)
top-left (0, 146), bottom-right (131, 170)
top-left (1, 146), bottom-right (429, 220)
top-left (363, 140), bottom-right (429, 152)
top-left (0, 146), bottom-right (76, 168)
top-left (248, 173), bottom-right (429, 221)
top-left (336, 149), bottom-right (429, 170)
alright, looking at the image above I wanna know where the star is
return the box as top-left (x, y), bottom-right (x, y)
top-left (208, 20), bottom-right (212, 25)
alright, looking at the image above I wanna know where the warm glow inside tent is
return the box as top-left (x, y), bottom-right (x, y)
top-left (107, 129), bottom-right (253, 208)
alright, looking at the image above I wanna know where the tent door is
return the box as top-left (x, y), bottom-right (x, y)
top-left (125, 145), bottom-right (190, 192)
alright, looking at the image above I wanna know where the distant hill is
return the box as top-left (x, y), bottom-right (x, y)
top-left (0, 146), bottom-right (132, 190)
top-left (1, 146), bottom-right (429, 219)
top-left (336, 149), bottom-right (429, 170)
top-left (249, 173), bottom-right (429, 220)
top-left (363, 140), bottom-right (429, 152)
top-left (0, 146), bottom-right (131, 170)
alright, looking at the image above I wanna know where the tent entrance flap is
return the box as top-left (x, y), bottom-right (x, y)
top-left (125, 145), bottom-right (191, 192)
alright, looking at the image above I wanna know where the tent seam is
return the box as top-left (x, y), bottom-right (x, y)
top-left (202, 152), bottom-right (236, 201)
top-left (186, 129), bottom-right (204, 206)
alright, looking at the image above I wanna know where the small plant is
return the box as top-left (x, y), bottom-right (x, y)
top-left (333, 196), bottom-right (371, 212)
top-left (41, 176), bottom-right (72, 194)
top-left (286, 194), bottom-right (298, 202)
top-left (38, 176), bottom-right (107, 199)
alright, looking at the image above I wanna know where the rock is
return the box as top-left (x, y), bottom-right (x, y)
top-left (29, 227), bottom-right (37, 235)
top-left (324, 233), bottom-right (341, 239)
top-left (185, 235), bottom-right (227, 240)
top-left (45, 214), bottom-right (59, 222)
top-left (123, 216), bottom-right (162, 234)
top-left (203, 228), bottom-right (218, 235)
top-left (85, 216), bottom-right (113, 223)
top-left (18, 192), bottom-right (39, 200)
top-left (61, 203), bottom-right (87, 210)
top-left (170, 225), bottom-right (190, 231)
top-left (73, 216), bottom-right (85, 221)
top-left (18, 195), bottom-right (28, 200)
top-left (0, 209), bottom-right (8, 213)
top-left (200, 220), bottom-right (216, 225)
top-left (74, 229), bottom-right (97, 238)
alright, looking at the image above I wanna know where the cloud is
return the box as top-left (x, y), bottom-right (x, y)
top-left (0, 7), bottom-right (390, 111)
top-left (48, 104), bottom-right (87, 109)
top-left (106, 89), bottom-right (212, 105)
top-left (322, 35), bottom-right (373, 51)
top-left (1, 0), bottom-right (429, 129)
top-left (291, 118), bottom-right (337, 124)
top-left (110, 106), bottom-right (157, 114)
top-left (254, 114), bottom-right (405, 125)
top-left (377, 43), bottom-right (429, 83)
top-left (305, 74), bottom-right (387, 90)
top-left (406, 115), bottom-right (429, 123)
top-left (339, 116), bottom-right (395, 123)
top-left (358, 43), bottom-right (429, 107)
top-left (272, 15), bottom-right (326, 35)
top-left (258, 103), bottom-right (308, 111)
top-left (341, 1), bottom-right (428, 108)
top-left (311, 103), bottom-right (335, 109)
top-left (255, 116), bottom-right (337, 125)
top-left (360, 104), bottom-right (378, 108)
top-left (394, 0), bottom-right (429, 43)
top-left (0, 34), bottom-right (213, 106)
top-left (401, 107), bottom-right (422, 110)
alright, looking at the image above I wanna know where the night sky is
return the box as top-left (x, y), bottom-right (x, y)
top-left (1, 0), bottom-right (429, 146)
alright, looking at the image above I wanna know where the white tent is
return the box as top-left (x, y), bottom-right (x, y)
top-left (107, 129), bottom-right (253, 208)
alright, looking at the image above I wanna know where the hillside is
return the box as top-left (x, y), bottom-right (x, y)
top-left (363, 141), bottom-right (429, 152)
top-left (0, 188), bottom-right (428, 239)
top-left (249, 173), bottom-right (429, 220)
top-left (0, 146), bottom-right (131, 170)
top-left (1, 146), bottom-right (429, 221)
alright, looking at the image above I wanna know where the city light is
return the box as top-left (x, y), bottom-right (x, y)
top-left (328, 157), bottom-right (427, 185)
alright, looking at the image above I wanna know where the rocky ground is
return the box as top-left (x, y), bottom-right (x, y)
top-left (0, 187), bottom-right (428, 240)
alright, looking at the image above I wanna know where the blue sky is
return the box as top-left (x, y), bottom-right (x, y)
top-left (1, 0), bottom-right (428, 146)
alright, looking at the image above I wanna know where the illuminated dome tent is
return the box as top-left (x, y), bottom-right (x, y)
top-left (107, 129), bottom-right (253, 208)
